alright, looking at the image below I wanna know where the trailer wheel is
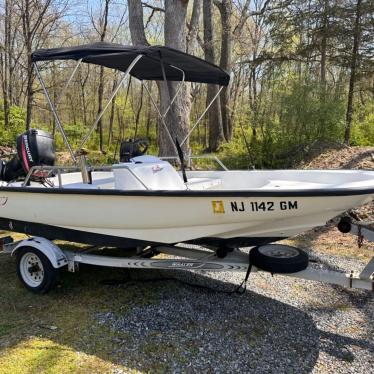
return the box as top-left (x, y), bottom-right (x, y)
top-left (250, 244), bottom-right (308, 274)
top-left (16, 247), bottom-right (59, 294)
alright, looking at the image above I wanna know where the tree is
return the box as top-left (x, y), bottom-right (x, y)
top-left (320, 0), bottom-right (329, 90)
top-left (187, 0), bottom-right (201, 54)
top-left (128, 0), bottom-right (192, 157)
top-left (0, 0), bottom-right (12, 128)
top-left (91, 0), bottom-right (111, 152)
top-left (16, 0), bottom-right (67, 129)
top-left (128, 0), bottom-right (148, 46)
top-left (344, 0), bottom-right (362, 144)
top-left (215, 0), bottom-right (233, 141)
top-left (203, 0), bottom-right (224, 151)
top-left (1, 0), bottom-right (373, 167)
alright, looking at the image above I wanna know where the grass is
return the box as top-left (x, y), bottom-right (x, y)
top-left (0, 229), bottom-right (208, 373)
top-left (0, 242), bottom-right (166, 374)
top-left (0, 338), bottom-right (118, 374)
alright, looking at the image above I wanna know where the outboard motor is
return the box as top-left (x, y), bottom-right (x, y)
top-left (119, 138), bottom-right (149, 162)
top-left (0, 129), bottom-right (55, 182)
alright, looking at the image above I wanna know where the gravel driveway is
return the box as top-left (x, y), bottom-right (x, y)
top-left (95, 250), bottom-right (374, 374)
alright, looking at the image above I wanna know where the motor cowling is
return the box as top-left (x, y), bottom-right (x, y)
top-left (0, 129), bottom-right (55, 182)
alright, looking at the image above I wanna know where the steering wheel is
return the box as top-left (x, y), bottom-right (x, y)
top-left (134, 138), bottom-right (149, 156)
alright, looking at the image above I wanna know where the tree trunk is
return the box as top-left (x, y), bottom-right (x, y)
top-left (216, 0), bottom-right (232, 141)
top-left (128, 0), bottom-right (149, 46)
top-left (128, 0), bottom-right (191, 156)
top-left (1, 57), bottom-right (10, 130)
top-left (320, 0), bottom-right (328, 91)
top-left (230, 63), bottom-right (243, 126)
top-left (158, 0), bottom-right (191, 157)
top-left (145, 82), bottom-right (152, 137)
top-left (22, 0), bottom-right (33, 130)
top-left (97, 66), bottom-right (105, 151)
top-left (187, 0), bottom-right (202, 53)
top-left (14, 0), bottom-right (64, 130)
top-left (79, 68), bottom-right (89, 128)
top-left (96, 0), bottom-right (110, 152)
top-left (2, 0), bottom-right (12, 128)
top-left (249, 66), bottom-right (258, 139)
top-left (51, 62), bottom-right (57, 136)
top-left (25, 45), bottom-right (33, 130)
top-left (133, 84), bottom-right (144, 138)
top-left (344, 0), bottom-right (362, 145)
top-left (108, 75), bottom-right (118, 147)
top-left (203, 0), bottom-right (224, 151)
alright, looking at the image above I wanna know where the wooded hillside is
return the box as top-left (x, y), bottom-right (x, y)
top-left (0, 0), bottom-right (373, 168)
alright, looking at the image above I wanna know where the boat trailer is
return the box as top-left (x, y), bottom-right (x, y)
top-left (1, 217), bottom-right (373, 294)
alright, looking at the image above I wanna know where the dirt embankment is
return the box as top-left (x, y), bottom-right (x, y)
top-left (301, 144), bottom-right (374, 170)
top-left (301, 144), bottom-right (374, 221)
top-left (292, 144), bottom-right (374, 259)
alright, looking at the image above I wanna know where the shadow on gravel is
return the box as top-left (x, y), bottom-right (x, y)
top-left (305, 288), bottom-right (374, 364)
top-left (319, 330), bottom-right (374, 363)
top-left (0, 258), bottom-right (369, 373)
top-left (93, 269), bottom-right (321, 373)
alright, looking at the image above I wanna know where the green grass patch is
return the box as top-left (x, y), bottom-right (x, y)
top-left (0, 246), bottom-right (164, 374)
top-left (0, 337), bottom-right (127, 374)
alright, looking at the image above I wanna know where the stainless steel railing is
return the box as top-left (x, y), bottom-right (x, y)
top-left (21, 155), bottom-right (228, 189)
top-left (22, 164), bottom-right (149, 190)
top-left (160, 155), bottom-right (228, 171)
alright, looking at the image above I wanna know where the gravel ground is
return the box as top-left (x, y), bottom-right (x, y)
top-left (95, 248), bottom-right (374, 374)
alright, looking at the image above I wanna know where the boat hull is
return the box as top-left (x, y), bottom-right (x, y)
top-left (0, 187), bottom-right (372, 248)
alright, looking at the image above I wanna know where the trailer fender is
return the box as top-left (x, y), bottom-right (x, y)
top-left (11, 237), bottom-right (68, 269)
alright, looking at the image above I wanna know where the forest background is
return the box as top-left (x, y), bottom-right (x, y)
top-left (0, 0), bottom-right (373, 169)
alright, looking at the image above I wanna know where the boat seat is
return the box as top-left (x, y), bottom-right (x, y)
top-left (186, 177), bottom-right (222, 190)
top-left (113, 160), bottom-right (187, 190)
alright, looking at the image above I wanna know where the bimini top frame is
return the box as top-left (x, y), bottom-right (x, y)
top-left (32, 42), bottom-right (230, 165)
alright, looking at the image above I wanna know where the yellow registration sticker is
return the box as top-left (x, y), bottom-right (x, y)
top-left (212, 200), bottom-right (225, 214)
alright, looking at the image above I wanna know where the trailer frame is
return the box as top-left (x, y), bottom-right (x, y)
top-left (1, 220), bottom-right (373, 293)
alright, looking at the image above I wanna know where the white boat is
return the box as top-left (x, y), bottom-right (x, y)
top-left (0, 42), bottom-right (373, 252)
top-left (0, 167), bottom-right (373, 250)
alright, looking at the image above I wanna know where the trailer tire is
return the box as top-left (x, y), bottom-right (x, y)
top-left (250, 244), bottom-right (308, 274)
top-left (16, 247), bottom-right (59, 294)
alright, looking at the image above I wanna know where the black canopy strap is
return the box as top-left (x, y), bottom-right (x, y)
top-left (175, 138), bottom-right (188, 183)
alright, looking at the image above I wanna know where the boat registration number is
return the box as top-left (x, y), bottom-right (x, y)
top-left (211, 200), bottom-right (298, 214)
top-left (231, 200), bottom-right (298, 212)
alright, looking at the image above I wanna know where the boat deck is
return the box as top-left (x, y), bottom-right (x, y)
top-left (2, 168), bottom-right (374, 194)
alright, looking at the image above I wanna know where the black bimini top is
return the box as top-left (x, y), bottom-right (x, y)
top-left (32, 42), bottom-right (230, 86)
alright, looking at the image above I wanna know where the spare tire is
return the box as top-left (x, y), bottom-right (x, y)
top-left (250, 244), bottom-right (308, 274)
